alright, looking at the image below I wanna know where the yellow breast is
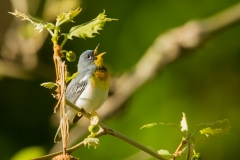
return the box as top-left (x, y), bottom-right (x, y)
top-left (92, 67), bottom-right (109, 90)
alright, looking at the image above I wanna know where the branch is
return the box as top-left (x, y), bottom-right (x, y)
top-left (34, 100), bottom-right (167, 160)
top-left (51, 2), bottom-right (240, 152)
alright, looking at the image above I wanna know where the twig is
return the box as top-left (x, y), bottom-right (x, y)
top-left (33, 100), bottom-right (167, 160)
top-left (59, 62), bottom-right (68, 154)
top-left (67, 100), bottom-right (167, 160)
top-left (103, 124), bottom-right (167, 160)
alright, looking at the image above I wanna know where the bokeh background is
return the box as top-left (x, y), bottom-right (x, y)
top-left (1, 0), bottom-right (240, 159)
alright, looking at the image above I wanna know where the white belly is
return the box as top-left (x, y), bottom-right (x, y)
top-left (67, 84), bottom-right (108, 121)
top-left (75, 84), bottom-right (108, 113)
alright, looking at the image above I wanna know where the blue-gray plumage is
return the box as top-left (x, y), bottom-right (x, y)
top-left (54, 47), bottom-right (109, 143)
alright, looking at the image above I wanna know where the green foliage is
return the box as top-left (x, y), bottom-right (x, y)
top-left (10, 8), bottom-right (117, 47)
top-left (40, 82), bottom-right (57, 89)
top-left (141, 113), bottom-right (231, 159)
top-left (196, 119), bottom-right (231, 136)
top-left (64, 10), bottom-right (118, 40)
top-left (56, 7), bottom-right (82, 26)
top-left (40, 72), bottom-right (79, 89)
top-left (66, 72), bottom-right (79, 83)
top-left (191, 152), bottom-right (201, 160)
top-left (140, 122), bottom-right (181, 131)
top-left (9, 10), bottom-right (55, 32)
top-left (10, 146), bottom-right (45, 160)
top-left (140, 123), bottom-right (158, 129)
top-left (158, 149), bottom-right (171, 156)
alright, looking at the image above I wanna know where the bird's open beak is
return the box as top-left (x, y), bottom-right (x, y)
top-left (94, 44), bottom-right (100, 56)
top-left (96, 52), bottom-right (106, 58)
top-left (94, 44), bottom-right (106, 58)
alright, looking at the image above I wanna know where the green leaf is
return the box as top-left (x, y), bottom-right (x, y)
top-left (11, 146), bottom-right (45, 160)
top-left (56, 7), bottom-right (82, 26)
top-left (66, 72), bottom-right (79, 83)
top-left (195, 119), bottom-right (231, 137)
top-left (40, 82), bottom-right (57, 89)
top-left (158, 149), bottom-right (171, 156)
top-left (191, 153), bottom-right (201, 160)
top-left (140, 123), bottom-right (158, 130)
top-left (9, 10), bottom-right (55, 32)
top-left (64, 10), bottom-right (118, 39)
top-left (140, 122), bottom-right (181, 131)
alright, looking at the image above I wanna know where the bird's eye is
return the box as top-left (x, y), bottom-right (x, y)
top-left (86, 54), bottom-right (91, 59)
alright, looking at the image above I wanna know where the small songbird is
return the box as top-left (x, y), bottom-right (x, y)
top-left (54, 45), bottom-right (109, 143)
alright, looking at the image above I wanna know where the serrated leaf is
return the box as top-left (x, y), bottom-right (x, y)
top-left (64, 10), bottom-right (118, 39)
top-left (66, 72), bottom-right (79, 83)
top-left (9, 10), bottom-right (55, 32)
top-left (140, 122), bottom-right (181, 131)
top-left (180, 112), bottom-right (188, 132)
top-left (83, 137), bottom-right (100, 149)
top-left (56, 7), bottom-right (82, 26)
top-left (40, 82), bottom-right (57, 89)
top-left (196, 119), bottom-right (231, 136)
top-left (158, 149), bottom-right (171, 156)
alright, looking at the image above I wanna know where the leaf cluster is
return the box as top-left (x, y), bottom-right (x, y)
top-left (9, 8), bottom-right (118, 49)
top-left (140, 113), bottom-right (231, 159)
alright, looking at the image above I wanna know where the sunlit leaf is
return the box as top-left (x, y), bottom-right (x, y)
top-left (11, 146), bottom-right (45, 160)
top-left (158, 149), bottom-right (171, 156)
top-left (140, 122), bottom-right (180, 131)
top-left (196, 119), bottom-right (231, 136)
top-left (140, 123), bottom-right (158, 130)
top-left (180, 112), bottom-right (188, 132)
top-left (40, 82), bottom-right (57, 89)
top-left (64, 10), bottom-right (118, 39)
top-left (66, 72), bottom-right (79, 83)
top-left (9, 10), bottom-right (55, 32)
top-left (56, 7), bottom-right (82, 26)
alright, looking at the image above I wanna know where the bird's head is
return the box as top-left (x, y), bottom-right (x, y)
top-left (78, 45), bottom-right (106, 71)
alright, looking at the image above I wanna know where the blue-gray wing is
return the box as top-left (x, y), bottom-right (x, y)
top-left (66, 71), bottom-right (90, 104)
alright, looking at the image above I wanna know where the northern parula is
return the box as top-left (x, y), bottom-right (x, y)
top-left (54, 45), bottom-right (109, 143)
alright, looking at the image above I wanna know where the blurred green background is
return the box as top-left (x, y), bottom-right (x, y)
top-left (1, 0), bottom-right (240, 159)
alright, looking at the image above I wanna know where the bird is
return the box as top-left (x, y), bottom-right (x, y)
top-left (54, 45), bottom-right (109, 143)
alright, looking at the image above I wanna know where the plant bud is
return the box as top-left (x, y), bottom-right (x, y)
top-left (88, 124), bottom-right (100, 133)
top-left (66, 51), bottom-right (76, 62)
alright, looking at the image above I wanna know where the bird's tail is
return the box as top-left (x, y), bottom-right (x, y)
top-left (54, 114), bottom-right (83, 143)
top-left (54, 123), bottom-right (62, 143)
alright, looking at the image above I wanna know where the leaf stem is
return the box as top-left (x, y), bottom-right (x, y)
top-left (61, 37), bottom-right (68, 48)
top-left (46, 28), bottom-right (54, 36)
